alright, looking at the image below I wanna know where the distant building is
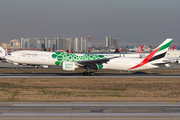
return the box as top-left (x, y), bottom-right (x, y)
top-left (57, 38), bottom-right (65, 50)
top-left (30, 38), bottom-right (36, 49)
top-left (46, 38), bottom-right (57, 51)
top-left (21, 38), bottom-right (29, 49)
top-left (105, 34), bottom-right (112, 48)
top-left (10, 39), bottom-right (20, 49)
top-left (108, 34), bottom-right (112, 46)
top-left (72, 37), bottom-right (87, 52)
top-left (65, 38), bottom-right (73, 51)
top-left (2, 43), bottom-right (10, 49)
top-left (73, 38), bottom-right (79, 52)
top-left (80, 37), bottom-right (87, 52)
top-left (19, 37), bottom-right (87, 52)
top-left (36, 38), bottom-right (45, 49)
top-left (105, 36), bottom-right (108, 48)
top-left (112, 38), bottom-right (119, 49)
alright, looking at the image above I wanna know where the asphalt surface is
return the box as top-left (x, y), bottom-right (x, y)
top-left (1, 62), bottom-right (180, 119)
top-left (1, 62), bottom-right (180, 78)
top-left (1, 73), bottom-right (180, 78)
top-left (0, 102), bottom-right (180, 120)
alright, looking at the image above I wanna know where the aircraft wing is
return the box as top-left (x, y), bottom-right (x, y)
top-left (76, 56), bottom-right (118, 65)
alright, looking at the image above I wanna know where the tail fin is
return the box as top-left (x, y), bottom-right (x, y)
top-left (118, 47), bottom-right (122, 52)
top-left (129, 38), bottom-right (173, 70)
top-left (0, 46), bottom-right (8, 59)
top-left (136, 45), bottom-right (144, 53)
top-left (171, 45), bottom-right (175, 51)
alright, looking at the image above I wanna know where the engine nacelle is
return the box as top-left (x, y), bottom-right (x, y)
top-left (62, 62), bottom-right (77, 71)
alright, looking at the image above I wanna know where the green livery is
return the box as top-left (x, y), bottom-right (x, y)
top-left (52, 52), bottom-right (106, 66)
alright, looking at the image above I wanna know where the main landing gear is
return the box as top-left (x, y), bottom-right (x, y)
top-left (83, 72), bottom-right (94, 76)
top-left (83, 65), bottom-right (97, 76)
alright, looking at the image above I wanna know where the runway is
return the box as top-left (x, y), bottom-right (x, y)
top-left (1, 73), bottom-right (180, 78)
top-left (0, 102), bottom-right (180, 120)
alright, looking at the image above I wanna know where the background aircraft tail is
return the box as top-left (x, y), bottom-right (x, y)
top-left (118, 47), bottom-right (122, 52)
top-left (170, 45), bottom-right (175, 51)
top-left (0, 46), bottom-right (8, 59)
top-left (136, 45), bottom-right (144, 53)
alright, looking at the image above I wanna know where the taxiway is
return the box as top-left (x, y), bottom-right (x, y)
top-left (0, 102), bottom-right (180, 120)
top-left (1, 73), bottom-right (180, 78)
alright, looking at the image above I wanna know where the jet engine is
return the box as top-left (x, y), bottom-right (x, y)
top-left (62, 62), bottom-right (77, 71)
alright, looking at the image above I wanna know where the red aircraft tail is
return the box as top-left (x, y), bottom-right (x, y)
top-left (136, 45), bottom-right (144, 53)
top-left (171, 45), bottom-right (175, 51)
top-left (118, 47), bottom-right (122, 52)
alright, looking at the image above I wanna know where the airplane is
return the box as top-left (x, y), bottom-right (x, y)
top-left (2, 38), bottom-right (173, 76)
top-left (116, 45), bottom-right (143, 53)
top-left (129, 45), bottom-right (144, 53)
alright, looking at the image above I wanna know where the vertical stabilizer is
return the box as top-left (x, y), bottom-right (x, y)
top-left (129, 38), bottom-right (173, 70)
top-left (136, 45), bottom-right (144, 53)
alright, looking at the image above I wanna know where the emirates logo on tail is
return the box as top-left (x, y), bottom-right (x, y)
top-left (129, 38), bottom-right (173, 70)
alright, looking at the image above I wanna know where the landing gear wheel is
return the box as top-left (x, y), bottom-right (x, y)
top-left (15, 67), bottom-right (19, 70)
top-left (83, 72), bottom-right (94, 76)
top-left (87, 72), bottom-right (91, 76)
top-left (83, 72), bottom-right (87, 76)
top-left (90, 72), bottom-right (94, 76)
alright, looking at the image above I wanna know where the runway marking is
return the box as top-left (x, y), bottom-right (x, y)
top-left (1, 75), bottom-right (180, 78)
top-left (0, 108), bottom-right (71, 110)
top-left (11, 104), bottom-right (180, 107)
top-left (1, 113), bottom-right (180, 116)
top-left (0, 118), bottom-right (179, 120)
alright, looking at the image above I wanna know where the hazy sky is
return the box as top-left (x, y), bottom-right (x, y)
top-left (0, 0), bottom-right (180, 46)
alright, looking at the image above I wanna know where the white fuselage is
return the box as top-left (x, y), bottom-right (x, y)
top-left (102, 57), bottom-right (162, 71)
top-left (6, 51), bottom-right (56, 66)
top-left (5, 50), bottom-right (166, 71)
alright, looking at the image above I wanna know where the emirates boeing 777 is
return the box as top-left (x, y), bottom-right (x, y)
top-left (1, 38), bottom-right (173, 76)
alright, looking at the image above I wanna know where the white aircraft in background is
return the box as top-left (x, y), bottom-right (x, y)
top-left (1, 38), bottom-right (173, 75)
top-left (129, 45), bottom-right (144, 53)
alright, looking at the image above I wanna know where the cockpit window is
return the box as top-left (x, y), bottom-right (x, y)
top-left (8, 54), bottom-right (11, 55)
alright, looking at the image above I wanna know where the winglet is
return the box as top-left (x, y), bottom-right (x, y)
top-left (129, 38), bottom-right (173, 70)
